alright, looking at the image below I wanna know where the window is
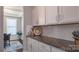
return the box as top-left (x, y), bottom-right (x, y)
top-left (6, 17), bottom-right (17, 35)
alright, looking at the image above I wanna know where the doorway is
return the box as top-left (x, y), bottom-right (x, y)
top-left (3, 6), bottom-right (24, 52)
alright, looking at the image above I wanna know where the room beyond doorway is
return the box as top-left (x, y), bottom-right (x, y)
top-left (3, 6), bottom-right (24, 52)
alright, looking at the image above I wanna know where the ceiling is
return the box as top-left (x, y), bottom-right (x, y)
top-left (4, 6), bottom-right (23, 17)
top-left (4, 6), bottom-right (23, 12)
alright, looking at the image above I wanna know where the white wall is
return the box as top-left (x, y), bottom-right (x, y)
top-left (17, 17), bottom-right (22, 33)
top-left (0, 6), bottom-right (3, 52)
top-left (23, 6), bottom-right (32, 51)
top-left (43, 24), bottom-right (79, 41)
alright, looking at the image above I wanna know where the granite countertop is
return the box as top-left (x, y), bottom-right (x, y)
top-left (26, 35), bottom-right (79, 52)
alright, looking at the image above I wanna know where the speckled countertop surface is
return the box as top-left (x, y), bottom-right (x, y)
top-left (26, 35), bottom-right (79, 52)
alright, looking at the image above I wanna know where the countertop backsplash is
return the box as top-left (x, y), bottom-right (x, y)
top-left (42, 24), bottom-right (79, 41)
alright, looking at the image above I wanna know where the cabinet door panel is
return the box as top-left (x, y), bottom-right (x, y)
top-left (32, 7), bottom-right (45, 25)
top-left (39, 42), bottom-right (50, 52)
top-left (46, 6), bottom-right (58, 24)
top-left (38, 7), bottom-right (46, 25)
top-left (32, 7), bottom-right (38, 26)
top-left (27, 38), bottom-right (32, 52)
top-left (32, 39), bottom-right (39, 52)
top-left (59, 6), bottom-right (79, 23)
top-left (51, 46), bottom-right (65, 52)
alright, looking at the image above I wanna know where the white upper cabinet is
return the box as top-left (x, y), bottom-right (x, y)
top-left (38, 7), bottom-right (46, 25)
top-left (59, 6), bottom-right (79, 24)
top-left (45, 6), bottom-right (58, 25)
top-left (32, 6), bottom-right (58, 25)
top-left (32, 7), bottom-right (38, 26)
top-left (32, 6), bottom-right (79, 26)
top-left (32, 6), bottom-right (45, 26)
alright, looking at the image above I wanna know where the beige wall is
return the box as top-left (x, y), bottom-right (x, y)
top-left (3, 17), bottom-right (6, 33)
top-left (23, 6), bottom-right (32, 51)
top-left (43, 24), bottom-right (79, 41)
top-left (23, 7), bottom-right (32, 25)
top-left (0, 6), bottom-right (3, 52)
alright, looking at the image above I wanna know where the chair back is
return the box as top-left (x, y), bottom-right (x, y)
top-left (4, 33), bottom-right (11, 41)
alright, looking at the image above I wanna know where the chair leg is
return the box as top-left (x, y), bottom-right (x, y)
top-left (4, 41), bottom-right (7, 48)
top-left (9, 40), bottom-right (10, 46)
top-left (4, 42), bottom-right (5, 48)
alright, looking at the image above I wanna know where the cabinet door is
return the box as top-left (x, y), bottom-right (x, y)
top-left (59, 6), bottom-right (79, 24)
top-left (46, 6), bottom-right (58, 25)
top-left (39, 42), bottom-right (51, 52)
top-left (38, 7), bottom-right (46, 25)
top-left (51, 46), bottom-right (65, 52)
top-left (32, 7), bottom-right (38, 26)
top-left (32, 39), bottom-right (39, 52)
top-left (27, 38), bottom-right (32, 52)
